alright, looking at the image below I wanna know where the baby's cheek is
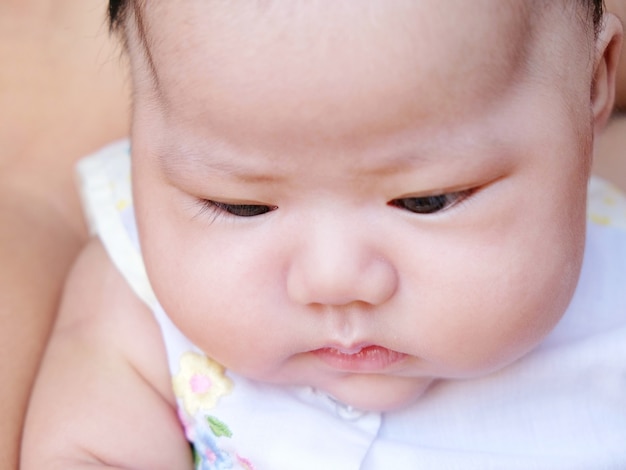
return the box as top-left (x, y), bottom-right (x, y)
top-left (425, 255), bottom-right (572, 377)
top-left (474, 263), bottom-right (578, 372)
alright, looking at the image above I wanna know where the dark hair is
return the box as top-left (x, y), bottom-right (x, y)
top-left (588, 0), bottom-right (606, 36)
top-left (108, 0), bottom-right (606, 35)
top-left (108, 0), bottom-right (129, 32)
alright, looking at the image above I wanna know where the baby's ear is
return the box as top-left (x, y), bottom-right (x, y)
top-left (591, 13), bottom-right (623, 133)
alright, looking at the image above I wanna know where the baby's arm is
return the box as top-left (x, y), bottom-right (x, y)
top-left (21, 239), bottom-right (193, 469)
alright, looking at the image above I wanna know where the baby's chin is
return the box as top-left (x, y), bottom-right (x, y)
top-left (319, 375), bottom-right (437, 413)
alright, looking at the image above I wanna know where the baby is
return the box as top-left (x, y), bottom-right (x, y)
top-left (22, 0), bottom-right (626, 468)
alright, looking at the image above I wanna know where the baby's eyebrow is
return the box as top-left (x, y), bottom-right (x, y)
top-left (157, 148), bottom-right (286, 185)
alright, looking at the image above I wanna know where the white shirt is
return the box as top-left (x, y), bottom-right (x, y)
top-left (78, 140), bottom-right (626, 470)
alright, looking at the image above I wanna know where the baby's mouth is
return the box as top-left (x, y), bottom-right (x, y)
top-left (312, 345), bottom-right (407, 372)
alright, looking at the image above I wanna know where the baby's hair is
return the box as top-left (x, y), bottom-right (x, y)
top-left (584, 0), bottom-right (607, 37)
top-left (108, 1), bottom-right (606, 36)
top-left (108, 0), bottom-right (129, 32)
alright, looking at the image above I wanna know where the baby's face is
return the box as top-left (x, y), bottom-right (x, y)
top-left (129, 1), bottom-right (595, 410)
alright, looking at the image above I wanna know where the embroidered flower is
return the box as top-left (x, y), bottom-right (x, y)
top-left (236, 454), bottom-right (256, 470)
top-left (177, 407), bottom-right (196, 442)
top-left (191, 415), bottom-right (256, 470)
top-left (587, 177), bottom-right (626, 230)
top-left (173, 352), bottom-right (233, 415)
top-left (115, 198), bottom-right (130, 211)
top-left (590, 213), bottom-right (612, 226)
top-left (193, 428), bottom-right (234, 470)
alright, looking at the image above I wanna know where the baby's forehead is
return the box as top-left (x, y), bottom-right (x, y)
top-left (125, 0), bottom-right (594, 143)
top-left (133, 0), bottom-right (580, 41)
top-left (132, 1), bottom-right (586, 81)
top-left (139, 1), bottom-right (535, 46)
top-left (137, 5), bottom-right (555, 91)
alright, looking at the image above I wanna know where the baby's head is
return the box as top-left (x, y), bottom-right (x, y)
top-left (109, 1), bottom-right (621, 411)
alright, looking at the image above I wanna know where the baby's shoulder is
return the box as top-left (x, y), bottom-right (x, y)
top-left (58, 238), bottom-right (156, 346)
top-left (76, 140), bottom-right (159, 310)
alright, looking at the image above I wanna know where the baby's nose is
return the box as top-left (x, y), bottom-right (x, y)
top-left (286, 217), bottom-right (397, 307)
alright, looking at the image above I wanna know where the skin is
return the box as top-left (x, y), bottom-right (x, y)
top-left (593, 0), bottom-right (626, 190)
top-left (22, 1), bottom-right (622, 468)
top-left (594, 112), bottom-right (626, 189)
top-left (607, 0), bottom-right (626, 109)
top-left (0, 1), bottom-right (129, 468)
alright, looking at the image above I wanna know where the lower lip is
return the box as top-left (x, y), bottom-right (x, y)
top-left (312, 345), bottom-right (407, 372)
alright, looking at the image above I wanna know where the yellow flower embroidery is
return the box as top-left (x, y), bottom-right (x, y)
top-left (590, 213), bottom-right (612, 226)
top-left (115, 198), bottom-right (129, 211)
top-left (173, 352), bottom-right (233, 415)
top-left (587, 177), bottom-right (626, 231)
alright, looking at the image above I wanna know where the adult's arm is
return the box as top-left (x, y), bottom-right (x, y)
top-left (0, 1), bottom-right (129, 467)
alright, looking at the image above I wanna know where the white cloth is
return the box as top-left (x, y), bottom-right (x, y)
top-left (78, 140), bottom-right (626, 470)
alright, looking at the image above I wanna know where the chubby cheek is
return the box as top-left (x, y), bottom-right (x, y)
top-left (419, 211), bottom-right (585, 377)
top-left (138, 209), bottom-right (287, 373)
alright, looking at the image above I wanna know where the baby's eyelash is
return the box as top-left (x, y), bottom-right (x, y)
top-left (197, 200), bottom-right (277, 219)
top-left (195, 189), bottom-right (473, 221)
top-left (388, 189), bottom-right (472, 215)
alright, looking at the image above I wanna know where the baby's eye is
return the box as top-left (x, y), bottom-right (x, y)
top-left (207, 201), bottom-right (276, 217)
top-left (389, 191), bottom-right (467, 214)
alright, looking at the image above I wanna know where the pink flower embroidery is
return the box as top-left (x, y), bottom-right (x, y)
top-left (172, 352), bottom-right (233, 415)
top-left (237, 454), bottom-right (256, 470)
